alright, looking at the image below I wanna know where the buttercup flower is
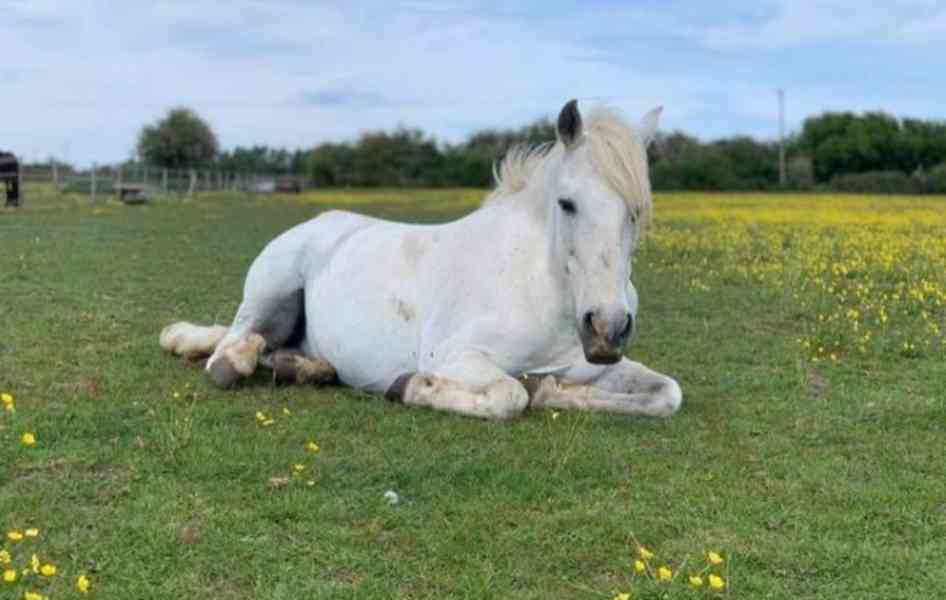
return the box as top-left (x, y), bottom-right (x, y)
top-left (708, 551), bottom-right (724, 565)
top-left (292, 463), bottom-right (305, 474)
top-left (40, 564), bottom-right (56, 577)
top-left (551, 411), bottom-right (560, 420)
top-left (657, 566), bottom-right (673, 581)
top-left (611, 593), bottom-right (630, 600)
top-left (306, 441), bottom-right (320, 453)
top-left (21, 432), bottom-right (36, 446)
top-left (709, 574), bottom-right (726, 589)
top-left (689, 575), bottom-right (704, 587)
top-left (282, 407), bottom-right (291, 416)
top-left (30, 553), bottom-right (39, 573)
top-left (7, 531), bottom-right (23, 542)
top-left (633, 559), bottom-right (646, 573)
top-left (3, 569), bottom-right (16, 583)
top-left (1, 393), bottom-right (12, 404)
top-left (25, 592), bottom-right (46, 600)
top-left (24, 528), bottom-right (38, 537)
top-left (77, 574), bottom-right (91, 593)
top-left (637, 546), bottom-right (654, 561)
top-left (0, 550), bottom-right (10, 563)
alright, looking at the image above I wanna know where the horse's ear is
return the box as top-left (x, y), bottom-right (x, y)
top-left (638, 106), bottom-right (662, 148)
top-left (557, 99), bottom-right (583, 148)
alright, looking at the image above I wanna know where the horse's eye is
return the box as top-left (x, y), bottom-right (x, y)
top-left (558, 198), bottom-right (576, 215)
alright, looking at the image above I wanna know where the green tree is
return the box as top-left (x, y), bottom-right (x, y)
top-left (137, 108), bottom-right (219, 169)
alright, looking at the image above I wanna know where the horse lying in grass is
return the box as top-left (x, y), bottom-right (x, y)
top-left (160, 100), bottom-right (682, 419)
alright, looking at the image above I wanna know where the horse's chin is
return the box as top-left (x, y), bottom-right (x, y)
top-left (584, 351), bottom-right (623, 365)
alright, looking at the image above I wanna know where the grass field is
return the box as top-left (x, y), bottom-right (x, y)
top-left (1, 187), bottom-right (944, 599)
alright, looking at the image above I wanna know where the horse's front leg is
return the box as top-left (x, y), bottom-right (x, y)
top-left (385, 352), bottom-right (529, 420)
top-left (527, 358), bottom-right (682, 417)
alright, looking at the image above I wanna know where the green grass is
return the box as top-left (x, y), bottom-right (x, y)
top-left (1, 188), bottom-right (944, 599)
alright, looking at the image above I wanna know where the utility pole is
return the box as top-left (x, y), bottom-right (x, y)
top-left (778, 88), bottom-right (786, 187)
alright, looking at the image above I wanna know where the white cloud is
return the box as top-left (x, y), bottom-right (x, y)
top-left (2, 1), bottom-right (946, 166)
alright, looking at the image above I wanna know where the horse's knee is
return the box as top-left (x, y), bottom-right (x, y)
top-left (652, 378), bottom-right (683, 417)
top-left (484, 379), bottom-right (529, 420)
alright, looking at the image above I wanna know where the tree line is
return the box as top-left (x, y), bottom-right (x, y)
top-left (130, 107), bottom-right (946, 193)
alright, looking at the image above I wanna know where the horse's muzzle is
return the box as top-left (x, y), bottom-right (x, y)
top-left (580, 310), bottom-right (633, 365)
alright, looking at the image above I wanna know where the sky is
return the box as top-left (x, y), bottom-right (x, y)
top-left (4, 0), bottom-right (946, 167)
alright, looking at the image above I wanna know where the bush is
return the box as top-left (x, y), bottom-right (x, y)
top-left (828, 170), bottom-right (923, 194)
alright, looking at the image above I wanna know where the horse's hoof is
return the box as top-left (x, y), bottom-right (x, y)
top-left (207, 356), bottom-right (240, 388)
top-left (385, 373), bottom-right (415, 403)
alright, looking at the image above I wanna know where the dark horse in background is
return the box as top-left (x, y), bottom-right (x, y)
top-left (1, 151), bottom-right (20, 207)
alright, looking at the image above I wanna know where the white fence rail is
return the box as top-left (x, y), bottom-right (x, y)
top-left (19, 164), bottom-right (304, 200)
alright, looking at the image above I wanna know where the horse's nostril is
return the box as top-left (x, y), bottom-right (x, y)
top-left (622, 313), bottom-right (633, 337)
top-left (583, 311), bottom-right (595, 331)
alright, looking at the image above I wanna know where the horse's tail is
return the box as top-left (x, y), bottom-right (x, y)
top-left (159, 322), bottom-right (229, 359)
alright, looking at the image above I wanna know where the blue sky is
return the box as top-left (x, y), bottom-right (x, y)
top-left (4, 1), bottom-right (946, 166)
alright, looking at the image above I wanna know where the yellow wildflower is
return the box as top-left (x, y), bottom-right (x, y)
top-left (709, 574), bottom-right (725, 589)
top-left (0, 550), bottom-right (10, 563)
top-left (282, 407), bottom-right (291, 415)
top-left (255, 411), bottom-right (266, 422)
top-left (637, 546), bottom-right (654, 561)
top-left (3, 569), bottom-right (16, 583)
top-left (306, 479), bottom-right (316, 486)
top-left (633, 559), bottom-right (645, 573)
top-left (551, 411), bottom-right (560, 420)
top-left (40, 564), bottom-right (56, 577)
top-left (689, 575), bottom-right (704, 587)
top-left (21, 432), bottom-right (36, 446)
top-left (708, 551), bottom-right (724, 565)
top-left (1, 393), bottom-right (12, 405)
top-left (24, 528), bottom-right (38, 537)
top-left (7, 531), bottom-right (23, 542)
top-left (306, 441), bottom-right (320, 453)
top-left (172, 391), bottom-right (181, 399)
top-left (30, 554), bottom-right (39, 573)
top-left (25, 592), bottom-right (46, 600)
top-left (292, 463), bottom-right (305, 474)
top-left (611, 593), bottom-right (630, 600)
top-left (77, 574), bottom-right (91, 594)
top-left (657, 565), bottom-right (672, 581)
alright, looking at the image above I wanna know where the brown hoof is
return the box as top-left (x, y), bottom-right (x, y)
top-left (270, 351), bottom-right (338, 385)
top-left (385, 373), bottom-right (415, 403)
top-left (207, 356), bottom-right (241, 388)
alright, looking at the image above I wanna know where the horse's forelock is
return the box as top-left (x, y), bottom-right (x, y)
top-left (486, 108), bottom-right (653, 226)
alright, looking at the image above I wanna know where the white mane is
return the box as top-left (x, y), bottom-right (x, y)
top-left (487, 108), bottom-right (653, 225)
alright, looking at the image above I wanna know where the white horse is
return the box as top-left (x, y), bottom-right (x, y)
top-left (160, 100), bottom-right (682, 419)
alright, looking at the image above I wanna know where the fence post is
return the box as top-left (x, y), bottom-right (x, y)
top-left (116, 165), bottom-right (123, 199)
top-left (91, 163), bottom-right (97, 202)
top-left (52, 161), bottom-right (59, 191)
top-left (188, 169), bottom-right (196, 196)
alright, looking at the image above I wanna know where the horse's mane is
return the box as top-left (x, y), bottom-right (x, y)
top-left (486, 108), bottom-right (653, 225)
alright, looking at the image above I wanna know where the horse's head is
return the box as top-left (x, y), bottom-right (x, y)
top-left (548, 100), bottom-right (660, 364)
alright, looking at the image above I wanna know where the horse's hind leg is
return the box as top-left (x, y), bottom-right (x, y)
top-left (160, 322), bottom-right (229, 359)
top-left (206, 249), bottom-right (307, 388)
top-left (207, 291), bottom-right (303, 388)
